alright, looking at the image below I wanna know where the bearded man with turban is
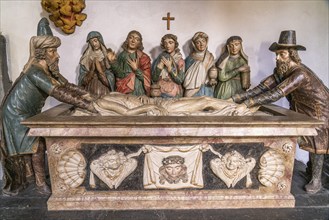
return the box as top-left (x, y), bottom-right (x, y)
top-left (0, 18), bottom-right (97, 195)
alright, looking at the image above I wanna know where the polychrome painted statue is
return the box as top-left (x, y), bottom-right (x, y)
top-left (151, 34), bottom-right (185, 98)
top-left (78, 31), bottom-right (115, 97)
top-left (183, 32), bottom-right (215, 97)
top-left (108, 30), bottom-right (151, 96)
top-left (0, 18), bottom-right (96, 196)
top-left (214, 36), bottom-right (250, 100)
top-left (232, 30), bottom-right (329, 194)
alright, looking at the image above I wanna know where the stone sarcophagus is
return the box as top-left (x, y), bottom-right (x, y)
top-left (22, 104), bottom-right (322, 210)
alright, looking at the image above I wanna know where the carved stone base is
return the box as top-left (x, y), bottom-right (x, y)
top-left (21, 104), bottom-right (322, 211)
top-left (47, 190), bottom-right (295, 210)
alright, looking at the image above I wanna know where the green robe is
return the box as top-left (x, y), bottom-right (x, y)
top-left (1, 64), bottom-right (57, 156)
top-left (214, 56), bottom-right (247, 99)
top-left (1, 63), bottom-right (90, 195)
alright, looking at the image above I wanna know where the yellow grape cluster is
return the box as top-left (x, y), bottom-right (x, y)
top-left (41, 0), bottom-right (87, 34)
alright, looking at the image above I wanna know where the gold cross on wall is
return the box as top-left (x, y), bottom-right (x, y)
top-left (162, 12), bottom-right (175, 30)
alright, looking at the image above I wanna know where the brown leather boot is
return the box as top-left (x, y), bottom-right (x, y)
top-left (2, 155), bottom-right (28, 196)
top-left (305, 153), bottom-right (324, 194)
top-left (32, 139), bottom-right (51, 195)
top-left (24, 155), bottom-right (35, 183)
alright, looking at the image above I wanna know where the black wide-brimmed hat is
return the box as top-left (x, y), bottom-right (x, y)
top-left (269, 30), bottom-right (306, 51)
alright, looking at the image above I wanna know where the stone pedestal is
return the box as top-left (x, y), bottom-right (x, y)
top-left (22, 104), bottom-right (322, 210)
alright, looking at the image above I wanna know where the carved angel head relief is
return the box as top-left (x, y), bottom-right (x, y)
top-left (89, 149), bottom-right (137, 189)
top-left (210, 150), bottom-right (256, 188)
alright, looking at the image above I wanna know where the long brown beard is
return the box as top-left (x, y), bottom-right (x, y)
top-left (276, 59), bottom-right (290, 77)
top-left (46, 58), bottom-right (60, 77)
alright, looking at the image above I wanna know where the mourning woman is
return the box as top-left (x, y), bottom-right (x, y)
top-left (151, 34), bottom-right (185, 98)
top-left (183, 32), bottom-right (214, 97)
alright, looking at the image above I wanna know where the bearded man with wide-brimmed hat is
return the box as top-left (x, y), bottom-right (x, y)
top-left (0, 18), bottom-right (97, 195)
top-left (232, 30), bottom-right (329, 194)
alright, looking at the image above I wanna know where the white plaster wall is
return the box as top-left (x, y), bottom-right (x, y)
top-left (0, 0), bottom-right (328, 167)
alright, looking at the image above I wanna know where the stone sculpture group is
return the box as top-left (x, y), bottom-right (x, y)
top-left (0, 18), bottom-right (328, 199)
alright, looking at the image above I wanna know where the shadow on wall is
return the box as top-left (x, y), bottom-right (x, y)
top-left (149, 46), bottom-right (162, 61)
top-left (182, 39), bottom-right (192, 59)
top-left (74, 43), bottom-right (88, 85)
top-left (214, 42), bottom-right (226, 59)
top-left (255, 41), bottom-right (274, 83)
